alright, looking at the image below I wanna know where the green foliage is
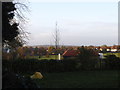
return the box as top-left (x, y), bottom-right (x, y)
top-left (3, 59), bottom-right (81, 73)
top-left (2, 69), bottom-right (40, 88)
top-left (78, 46), bottom-right (99, 70)
top-left (104, 55), bottom-right (120, 70)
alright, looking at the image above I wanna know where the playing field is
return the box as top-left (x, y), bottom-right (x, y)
top-left (27, 55), bottom-right (63, 60)
top-left (103, 52), bottom-right (120, 58)
top-left (32, 70), bottom-right (120, 88)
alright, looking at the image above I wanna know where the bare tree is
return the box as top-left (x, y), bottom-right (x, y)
top-left (2, 0), bottom-right (30, 60)
top-left (2, 0), bottom-right (30, 48)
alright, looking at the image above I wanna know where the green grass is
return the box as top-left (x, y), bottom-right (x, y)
top-left (29, 70), bottom-right (120, 88)
top-left (40, 55), bottom-right (63, 60)
top-left (103, 53), bottom-right (120, 58)
top-left (27, 55), bottom-right (63, 60)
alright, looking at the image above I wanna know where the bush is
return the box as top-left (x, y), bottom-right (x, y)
top-left (104, 55), bottom-right (120, 70)
top-left (78, 47), bottom-right (99, 70)
top-left (2, 68), bottom-right (40, 88)
top-left (3, 59), bottom-right (81, 73)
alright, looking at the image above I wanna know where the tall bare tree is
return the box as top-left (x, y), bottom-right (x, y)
top-left (2, 0), bottom-right (29, 59)
top-left (2, 0), bottom-right (29, 48)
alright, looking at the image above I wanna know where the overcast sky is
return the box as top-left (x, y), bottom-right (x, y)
top-left (24, 0), bottom-right (118, 46)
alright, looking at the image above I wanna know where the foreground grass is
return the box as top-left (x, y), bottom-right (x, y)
top-left (30, 70), bottom-right (120, 88)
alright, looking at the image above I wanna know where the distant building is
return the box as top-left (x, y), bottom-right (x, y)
top-left (111, 46), bottom-right (118, 52)
top-left (98, 53), bottom-right (104, 59)
top-left (106, 49), bottom-right (111, 52)
top-left (62, 50), bottom-right (80, 59)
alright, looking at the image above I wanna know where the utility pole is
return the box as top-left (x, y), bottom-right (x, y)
top-left (55, 22), bottom-right (59, 49)
top-left (54, 21), bottom-right (60, 60)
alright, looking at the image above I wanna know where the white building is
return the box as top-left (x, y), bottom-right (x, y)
top-left (98, 53), bottom-right (104, 59)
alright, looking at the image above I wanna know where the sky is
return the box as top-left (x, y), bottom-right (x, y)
top-left (24, 0), bottom-right (118, 46)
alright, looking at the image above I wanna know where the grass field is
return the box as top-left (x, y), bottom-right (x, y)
top-left (103, 53), bottom-right (120, 58)
top-left (27, 55), bottom-right (63, 60)
top-left (29, 70), bottom-right (120, 88)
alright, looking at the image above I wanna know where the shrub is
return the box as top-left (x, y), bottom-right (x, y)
top-left (2, 68), bottom-right (40, 88)
top-left (3, 59), bottom-right (81, 73)
top-left (78, 46), bottom-right (99, 70)
top-left (104, 55), bottom-right (120, 70)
